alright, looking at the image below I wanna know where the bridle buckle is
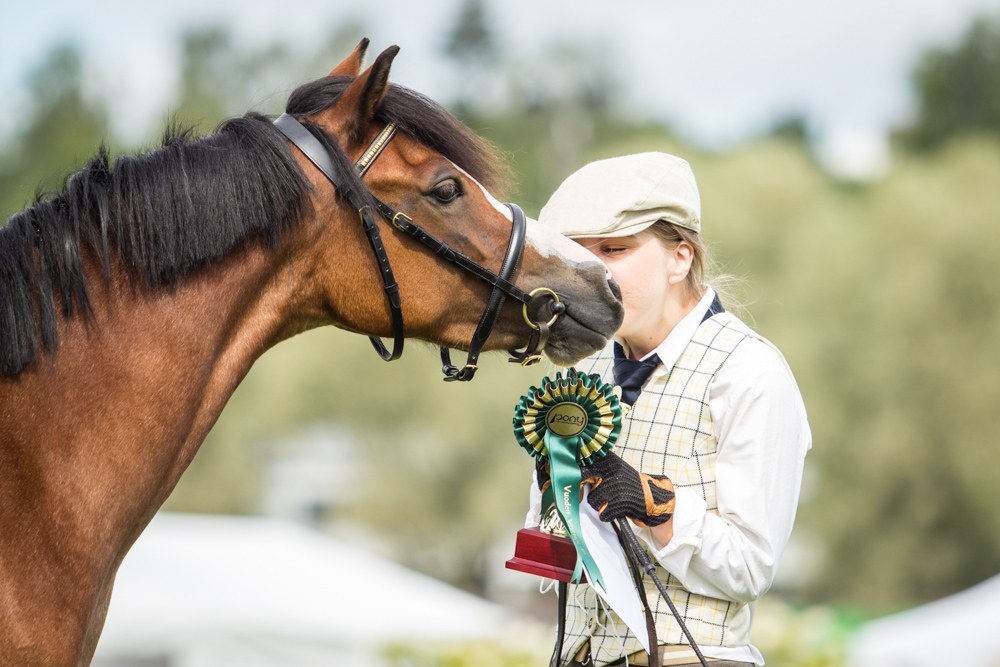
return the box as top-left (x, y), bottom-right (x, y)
top-left (390, 211), bottom-right (412, 232)
top-left (441, 362), bottom-right (479, 383)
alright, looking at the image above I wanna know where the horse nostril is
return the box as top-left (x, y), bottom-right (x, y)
top-left (607, 278), bottom-right (622, 301)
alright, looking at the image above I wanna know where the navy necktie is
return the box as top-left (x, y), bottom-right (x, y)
top-left (612, 343), bottom-right (661, 406)
top-left (702, 293), bottom-right (725, 323)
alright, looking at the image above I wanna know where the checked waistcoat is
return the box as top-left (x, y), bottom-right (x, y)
top-left (562, 312), bottom-right (757, 666)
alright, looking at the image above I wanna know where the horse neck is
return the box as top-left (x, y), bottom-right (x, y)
top-left (1, 240), bottom-right (299, 563)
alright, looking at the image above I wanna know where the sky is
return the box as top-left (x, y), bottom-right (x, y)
top-left (4, 0), bottom-right (1000, 176)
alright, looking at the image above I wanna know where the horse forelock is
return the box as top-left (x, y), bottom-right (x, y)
top-left (0, 113), bottom-right (313, 377)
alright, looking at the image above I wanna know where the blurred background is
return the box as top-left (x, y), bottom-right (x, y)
top-left (4, 1), bottom-right (1000, 665)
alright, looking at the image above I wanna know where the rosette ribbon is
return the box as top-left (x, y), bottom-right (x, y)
top-left (513, 369), bottom-right (622, 588)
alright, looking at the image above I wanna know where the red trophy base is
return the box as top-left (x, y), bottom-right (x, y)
top-left (505, 527), bottom-right (584, 583)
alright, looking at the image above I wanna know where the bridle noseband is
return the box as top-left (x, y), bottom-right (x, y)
top-left (273, 113), bottom-right (564, 381)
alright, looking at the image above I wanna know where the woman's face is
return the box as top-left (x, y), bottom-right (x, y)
top-left (578, 231), bottom-right (691, 343)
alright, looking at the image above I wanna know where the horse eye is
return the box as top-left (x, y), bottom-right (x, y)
top-left (431, 179), bottom-right (462, 204)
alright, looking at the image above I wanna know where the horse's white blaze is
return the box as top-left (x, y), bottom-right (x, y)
top-left (525, 214), bottom-right (603, 266)
top-left (459, 164), bottom-right (604, 269)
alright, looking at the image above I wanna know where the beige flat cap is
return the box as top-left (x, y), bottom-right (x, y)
top-left (539, 152), bottom-right (701, 237)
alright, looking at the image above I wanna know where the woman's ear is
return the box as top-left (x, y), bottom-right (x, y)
top-left (667, 241), bottom-right (694, 285)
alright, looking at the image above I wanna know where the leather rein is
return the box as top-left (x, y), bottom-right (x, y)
top-left (274, 114), bottom-right (563, 381)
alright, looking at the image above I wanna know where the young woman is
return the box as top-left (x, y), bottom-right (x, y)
top-left (526, 152), bottom-right (811, 667)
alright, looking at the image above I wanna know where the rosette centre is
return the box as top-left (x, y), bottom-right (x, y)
top-left (545, 402), bottom-right (589, 438)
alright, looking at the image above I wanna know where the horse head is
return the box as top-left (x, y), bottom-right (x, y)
top-left (281, 40), bottom-right (623, 372)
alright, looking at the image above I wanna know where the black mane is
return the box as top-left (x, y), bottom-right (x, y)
top-left (0, 77), bottom-right (503, 377)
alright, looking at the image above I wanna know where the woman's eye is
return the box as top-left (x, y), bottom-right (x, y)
top-left (431, 179), bottom-right (462, 203)
top-left (601, 245), bottom-right (627, 255)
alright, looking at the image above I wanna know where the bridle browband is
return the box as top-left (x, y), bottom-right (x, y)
top-left (273, 113), bottom-right (564, 381)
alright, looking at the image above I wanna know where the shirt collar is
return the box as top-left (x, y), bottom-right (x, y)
top-left (639, 286), bottom-right (718, 372)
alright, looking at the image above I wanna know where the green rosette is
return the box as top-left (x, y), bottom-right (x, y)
top-left (513, 368), bottom-right (622, 587)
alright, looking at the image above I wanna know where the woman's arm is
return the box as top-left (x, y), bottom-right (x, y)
top-left (639, 337), bottom-right (811, 603)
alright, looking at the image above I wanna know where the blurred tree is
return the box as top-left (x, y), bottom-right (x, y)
top-left (0, 43), bottom-right (110, 221)
top-left (794, 137), bottom-right (1000, 608)
top-left (768, 114), bottom-right (810, 144)
top-left (168, 21), bottom-right (368, 134)
top-left (459, 39), bottom-right (634, 210)
top-left (171, 28), bottom-right (239, 133)
top-left (442, 0), bottom-right (498, 117)
top-left (906, 14), bottom-right (1000, 150)
top-left (444, 0), bottom-right (496, 66)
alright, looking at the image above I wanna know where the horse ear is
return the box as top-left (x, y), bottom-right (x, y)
top-left (328, 37), bottom-right (370, 77)
top-left (336, 45), bottom-right (400, 143)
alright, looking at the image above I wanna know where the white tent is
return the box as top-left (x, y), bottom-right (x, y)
top-left (846, 573), bottom-right (1000, 667)
top-left (93, 513), bottom-right (524, 667)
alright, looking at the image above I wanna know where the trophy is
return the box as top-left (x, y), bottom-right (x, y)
top-left (505, 511), bottom-right (582, 583)
top-left (505, 370), bottom-right (621, 584)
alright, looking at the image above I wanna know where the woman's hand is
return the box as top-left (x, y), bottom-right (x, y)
top-left (580, 451), bottom-right (676, 527)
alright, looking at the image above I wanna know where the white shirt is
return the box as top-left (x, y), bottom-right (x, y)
top-left (527, 288), bottom-right (812, 666)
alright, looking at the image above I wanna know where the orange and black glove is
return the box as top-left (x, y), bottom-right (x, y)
top-left (580, 451), bottom-right (676, 527)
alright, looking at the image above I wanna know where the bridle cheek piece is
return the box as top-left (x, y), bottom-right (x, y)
top-left (273, 113), bottom-right (563, 381)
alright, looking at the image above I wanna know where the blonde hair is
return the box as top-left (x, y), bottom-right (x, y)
top-left (646, 221), bottom-right (745, 313)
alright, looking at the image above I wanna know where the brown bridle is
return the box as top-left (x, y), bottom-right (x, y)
top-left (274, 113), bottom-right (564, 381)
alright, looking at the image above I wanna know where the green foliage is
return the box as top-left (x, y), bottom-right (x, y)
top-left (378, 599), bottom-right (856, 667)
top-left (751, 598), bottom-right (855, 667)
top-left (442, 0), bottom-right (498, 118)
top-left (907, 14), bottom-right (1000, 149)
top-left (0, 43), bottom-right (111, 221)
top-left (167, 22), bottom-right (368, 134)
top-left (443, 0), bottom-right (496, 66)
top-left (382, 640), bottom-right (545, 667)
top-left (795, 136), bottom-right (1000, 608)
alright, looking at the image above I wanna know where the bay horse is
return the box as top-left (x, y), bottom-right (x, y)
top-left (0, 40), bottom-right (623, 666)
